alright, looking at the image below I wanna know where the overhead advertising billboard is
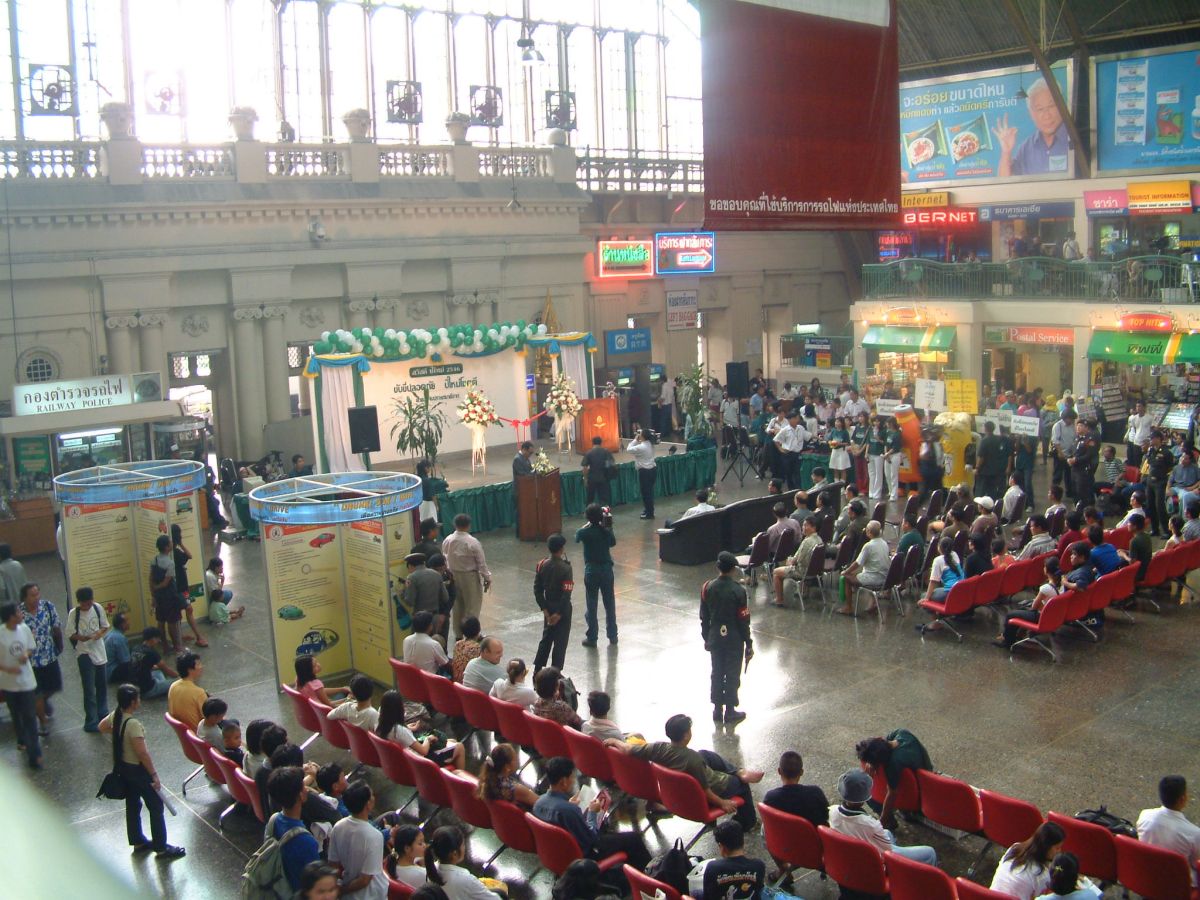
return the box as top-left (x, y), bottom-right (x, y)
top-left (701, 0), bottom-right (900, 230)
top-left (900, 61), bottom-right (1074, 187)
top-left (1094, 44), bottom-right (1200, 174)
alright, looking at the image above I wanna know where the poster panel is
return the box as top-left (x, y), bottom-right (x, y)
top-left (360, 352), bottom-right (528, 463)
top-left (666, 290), bottom-right (699, 331)
top-left (263, 522), bottom-right (352, 685)
top-left (384, 511), bottom-right (416, 659)
top-left (134, 498), bottom-right (171, 620)
top-left (944, 380), bottom-right (979, 414)
top-left (701, 0), bottom-right (900, 230)
top-left (1094, 44), bottom-right (1200, 173)
top-left (900, 61), bottom-right (1074, 186)
top-left (341, 519), bottom-right (393, 686)
top-left (164, 491), bottom-right (206, 619)
top-left (62, 501), bottom-right (146, 630)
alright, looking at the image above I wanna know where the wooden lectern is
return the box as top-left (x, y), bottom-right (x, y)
top-left (515, 470), bottom-right (563, 542)
top-left (577, 397), bottom-right (620, 452)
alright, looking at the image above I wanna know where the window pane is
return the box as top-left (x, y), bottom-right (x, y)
top-left (195, 354), bottom-right (211, 377)
top-left (411, 10), bottom-right (449, 137)
top-left (126, 0), bottom-right (185, 142)
top-left (600, 0), bottom-right (643, 31)
top-left (663, 1), bottom-right (702, 155)
top-left (280, 1), bottom-right (326, 141)
top-left (490, 17), bottom-right (524, 145)
top-left (371, 6), bottom-right (413, 142)
top-left (453, 14), bottom-right (487, 118)
top-left (600, 33), bottom-right (627, 151)
top-left (177, 0), bottom-right (230, 142)
top-left (328, 3), bottom-right (368, 132)
top-left (630, 35), bottom-right (659, 153)
top-left (171, 355), bottom-right (190, 379)
top-left (73, 0), bottom-right (125, 141)
top-left (525, 22), bottom-right (561, 139)
top-left (17, 0), bottom-right (74, 140)
top-left (564, 27), bottom-right (596, 149)
top-left (530, 0), bottom-right (592, 27)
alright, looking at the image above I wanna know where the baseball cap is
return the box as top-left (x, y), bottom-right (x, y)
top-left (837, 769), bottom-right (873, 804)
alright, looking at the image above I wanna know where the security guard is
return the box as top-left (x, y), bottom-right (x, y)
top-left (700, 551), bottom-right (754, 724)
top-left (533, 533), bottom-right (573, 673)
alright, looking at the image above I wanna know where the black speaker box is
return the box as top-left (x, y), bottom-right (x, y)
top-left (348, 405), bottom-right (381, 455)
top-left (725, 361), bottom-right (750, 398)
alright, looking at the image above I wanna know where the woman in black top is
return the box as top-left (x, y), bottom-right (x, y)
top-left (964, 533), bottom-right (994, 578)
top-left (170, 524), bottom-right (207, 647)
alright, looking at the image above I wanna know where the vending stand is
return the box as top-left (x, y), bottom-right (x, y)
top-left (248, 472), bottom-right (421, 688)
top-left (53, 460), bottom-right (208, 633)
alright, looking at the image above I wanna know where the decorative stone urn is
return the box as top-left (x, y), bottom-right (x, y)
top-left (341, 108), bottom-right (372, 142)
top-left (445, 112), bottom-right (471, 144)
top-left (99, 102), bottom-right (134, 140)
top-left (228, 106), bottom-right (258, 141)
top-left (545, 127), bottom-right (568, 146)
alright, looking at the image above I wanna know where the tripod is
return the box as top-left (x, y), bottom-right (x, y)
top-left (721, 426), bottom-right (758, 486)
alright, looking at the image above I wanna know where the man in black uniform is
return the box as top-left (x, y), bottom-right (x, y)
top-left (533, 533), bottom-right (573, 673)
top-left (1069, 418), bottom-right (1100, 506)
top-left (581, 436), bottom-right (615, 506)
top-left (700, 551), bottom-right (754, 724)
top-left (1143, 429), bottom-right (1174, 536)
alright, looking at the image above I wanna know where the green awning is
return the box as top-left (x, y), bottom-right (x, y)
top-left (862, 325), bottom-right (955, 353)
top-left (1087, 330), bottom-right (1180, 364)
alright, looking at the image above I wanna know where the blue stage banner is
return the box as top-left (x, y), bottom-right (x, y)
top-left (1094, 44), bottom-right (1200, 173)
top-left (900, 61), bottom-right (1073, 187)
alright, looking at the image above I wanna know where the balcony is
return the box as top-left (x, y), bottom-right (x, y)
top-left (862, 256), bottom-right (1199, 305)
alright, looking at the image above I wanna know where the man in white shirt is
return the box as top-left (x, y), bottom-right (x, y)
top-left (827, 769), bottom-right (936, 865)
top-left (675, 490), bottom-right (716, 523)
top-left (0, 601), bottom-right (41, 768)
top-left (328, 782), bottom-right (388, 899)
top-left (68, 586), bottom-right (110, 732)
top-left (441, 513), bottom-right (492, 641)
top-left (842, 390), bottom-right (869, 421)
top-left (462, 636), bottom-right (506, 693)
top-left (627, 429), bottom-right (658, 519)
top-left (1125, 400), bottom-right (1153, 467)
top-left (657, 376), bottom-right (676, 436)
top-left (1137, 775), bottom-right (1200, 887)
top-left (837, 521), bottom-right (891, 615)
top-left (774, 411), bottom-right (807, 489)
top-left (402, 611), bottom-right (449, 674)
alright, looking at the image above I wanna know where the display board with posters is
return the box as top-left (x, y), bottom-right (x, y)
top-left (62, 501), bottom-right (147, 630)
top-left (1094, 44), bottom-right (1200, 174)
top-left (384, 510), bottom-right (416, 660)
top-left (900, 61), bottom-right (1074, 187)
top-left (341, 519), bottom-right (392, 686)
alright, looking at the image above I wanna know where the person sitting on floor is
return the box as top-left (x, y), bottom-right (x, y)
top-left (854, 728), bottom-right (933, 830)
top-left (327, 674), bottom-right (379, 730)
top-left (1136, 775), bottom-right (1200, 887)
top-left (827, 769), bottom-right (937, 865)
top-left (989, 821), bottom-right (1066, 900)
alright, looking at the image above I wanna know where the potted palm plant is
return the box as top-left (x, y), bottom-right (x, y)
top-left (390, 387), bottom-right (447, 472)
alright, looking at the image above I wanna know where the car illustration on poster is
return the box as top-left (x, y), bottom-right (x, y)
top-left (309, 532), bottom-right (336, 548)
top-left (277, 605), bottom-right (306, 621)
top-left (295, 628), bottom-right (340, 657)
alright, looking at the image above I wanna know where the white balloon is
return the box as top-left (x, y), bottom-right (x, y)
top-left (397, 331), bottom-right (407, 342)
top-left (351, 341), bottom-right (363, 352)
top-left (384, 328), bottom-right (396, 340)
top-left (474, 340), bottom-right (484, 351)
top-left (438, 327), bottom-right (448, 338)
top-left (373, 346), bottom-right (384, 357)
top-left (320, 331), bottom-right (330, 341)
top-left (399, 343), bottom-right (410, 354)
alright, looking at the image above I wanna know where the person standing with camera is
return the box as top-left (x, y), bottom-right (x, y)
top-left (627, 428), bottom-right (658, 520)
top-left (576, 504), bottom-right (617, 648)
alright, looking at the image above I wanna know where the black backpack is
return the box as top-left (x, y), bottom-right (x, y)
top-left (645, 838), bottom-right (698, 894)
top-left (1075, 805), bottom-right (1137, 838)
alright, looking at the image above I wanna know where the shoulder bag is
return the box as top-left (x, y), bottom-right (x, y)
top-left (96, 715), bottom-right (129, 800)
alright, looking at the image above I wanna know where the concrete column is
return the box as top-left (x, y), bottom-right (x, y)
top-left (137, 313), bottom-right (167, 377)
top-left (261, 306), bottom-right (291, 423)
top-left (232, 308), bottom-right (267, 457)
top-left (446, 296), bottom-right (471, 326)
top-left (104, 316), bottom-right (139, 374)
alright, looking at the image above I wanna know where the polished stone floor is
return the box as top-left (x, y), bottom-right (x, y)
top-left (6, 442), bottom-right (1199, 899)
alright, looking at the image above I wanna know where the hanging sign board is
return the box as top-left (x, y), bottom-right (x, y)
top-left (655, 232), bottom-right (716, 275)
top-left (597, 240), bottom-right (654, 278)
top-left (666, 290), bottom-right (699, 330)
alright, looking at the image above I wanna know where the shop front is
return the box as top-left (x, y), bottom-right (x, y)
top-left (888, 193), bottom-right (990, 261)
top-left (983, 325), bottom-right (1075, 396)
top-left (1085, 181), bottom-right (1198, 260)
top-left (979, 202), bottom-right (1076, 260)
top-left (861, 323), bottom-right (957, 390)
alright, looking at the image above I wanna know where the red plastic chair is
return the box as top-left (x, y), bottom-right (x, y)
top-left (422, 669), bottom-right (467, 723)
top-left (884, 850), bottom-right (956, 900)
top-left (342, 720), bottom-right (382, 768)
top-left (524, 710), bottom-right (574, 759)
top-left (1027, 553), bottom-right (1055, 589)
top-left (606, 745), bottom-right (662, 809)
top-left (563, 728), bottom-right (615, 784)
top-left (163, 711), bottom-right (205, 794)
top-left (232, 767), bottom-right (266, 823)
top-left (870, 766), bottom-right (921, 815)
top-left (653, 762), bottom-right (742, 850)
top-left (624, 864), bottom-right (685, 900)
top-left (369, 731), bottom-right (418, 789)
top-left (387, 877), bottom-right (415, 899)
top-left (185, 730), bottom-right (227, 784)
top-left (389, 657), bottom-right (431, 704)
top-left (759, 802), bottom-right (824, 878)
top-left (972, 568), bottom-right (1005, 608)
top-left (916, 770), bottom-right (982, 834)
top-left (1046, 811), bottom-right (1117, 884)
top-left (918, 577), bottom-right (977, 641)
top-left (999, 558), bottom-right (1031, 601)
top-left (442, 769), bottom-right (493, 830)
top-left (1064, 589), bottom-right (1093, 637)
top-left (280, 683), bottom-right (321, 750)
top-left (490, 696), bottom-right (537, 750)
top-left (818, 827), bottom-right (889, 896)
top-left (487, 798), bottom-right (539, 856)
top-left (956, 878), bottom-right (1016, 899)
top-left (404, 746), bottom-right (452, 818)
top-left (454, 683), bottom-right (499, 733)
top-left (524, 811), bottom-right (627, 876)
top-left (308, 699), bottom-right (352, 750)
top-left (1008, 592), bottom-right (1070, 661)
top-left (973, 789), bottom-right (1043, 875)
top-left (1114, 833), bottom-right (1200, 900)
top-left (1105, 527), bottom-right (1131, 552)
top-left (209, 748), bottom-right (248, 829)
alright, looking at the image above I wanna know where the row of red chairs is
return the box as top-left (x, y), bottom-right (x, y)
top-left (759, 766), bottom-right (1198, 899)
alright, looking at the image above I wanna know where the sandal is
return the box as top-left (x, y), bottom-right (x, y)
top-left (193, 636), bottom-right (209, 647)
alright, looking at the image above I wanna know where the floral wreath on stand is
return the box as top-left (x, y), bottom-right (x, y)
top-left (544, 373), bottom-right (583, 418)
top-left (457, 388), bottom-right (500, 427)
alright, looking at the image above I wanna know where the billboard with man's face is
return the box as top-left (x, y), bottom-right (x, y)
top-left (900, 61), bottom-right (1074, 187)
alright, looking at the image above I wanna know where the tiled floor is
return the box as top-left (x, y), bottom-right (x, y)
top-left (7, 441), bottom-right (1199, 899)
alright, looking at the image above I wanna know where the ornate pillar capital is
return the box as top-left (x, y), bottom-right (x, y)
top-left (233, 306), bottom-right (265, 322)
top-left (261, 305), bottom-right (289, 319)
top-left (347, 298), bottom-right (377, 313)
top-left (106, 315), bottom-right (140, 330)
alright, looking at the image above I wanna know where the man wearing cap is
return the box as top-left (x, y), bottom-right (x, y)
top-left (1069, 418), bottom-right (1100, 505)
top-left (402, 553), bottom-right (449, 639)
top-left (700, 552), bottom-right (753, 724)
top-left (828, 769), bottom-right (938, 866)
top-left (533, 533), bottom-right (573, 673)
top-left (970, 495), bottom-right (998, 536)
top-left (1143, 430), bottom-right (1173, 536)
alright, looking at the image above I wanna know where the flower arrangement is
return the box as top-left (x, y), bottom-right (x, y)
top-left (544, 374), bottom-right (583, 418)
top-left (457, 388), bottom-right (500, 427)
top-left (530, 448), bottom-right (556, 476)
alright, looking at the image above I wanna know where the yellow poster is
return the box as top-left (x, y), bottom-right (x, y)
top-left (165, 491), bottom-right (207, 619)
top-left (944, 379), bottom-right (979, 414)
top-left (263, 522), bottom-right (352, 685)
top-left (384, 511), bottom-right (416, 654)
top-left (63, 501), bottom-right (145, 630)
top-left (342, 519), bottom-right (393, 686)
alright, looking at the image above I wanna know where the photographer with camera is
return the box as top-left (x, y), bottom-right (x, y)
top-left (575, 504), bottom-right (617, 648)
top-left (627, 427), bottom-right (658, 520)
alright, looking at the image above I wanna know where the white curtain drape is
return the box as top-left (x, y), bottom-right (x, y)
top-left (319, 365), bottom-right (357, 472)
top-left (559, 343), bottom-right (592, 399)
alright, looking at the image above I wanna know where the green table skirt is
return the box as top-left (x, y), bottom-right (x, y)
top-left (798, 453), bottom-right (831, 490)
top-left (438, 448), bottom-right (717, 533)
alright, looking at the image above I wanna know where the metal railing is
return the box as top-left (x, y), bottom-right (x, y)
top-left (378, 145), bottom-right (451, 177)
top-left (575, 149), bottom-right (704, 194)
top-left (142, 144), bottom-right (235, 179)
top-left (0, 141), bottom-right (99, 179)
top-left (862, 256), bottom-right (1200, 303)
top-left (265, 144), bottom-right (349, 178)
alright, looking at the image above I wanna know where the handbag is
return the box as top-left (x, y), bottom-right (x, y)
top-left (96, 716), bottom-right (129, 800)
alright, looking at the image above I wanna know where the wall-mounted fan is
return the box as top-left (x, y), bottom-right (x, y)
top-left (386, 80), bottom-right (422, 124)
top-left (27, 64), bottom-right (76, 116)
top-left (469, 85), bottom-right (504, 127)
top-left (544, 90), bottom-right (576, 131)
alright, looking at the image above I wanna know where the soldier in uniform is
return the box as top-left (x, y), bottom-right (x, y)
top-left (533, 533), bottom-right (573, 673)
top-left (700, 551), bottom-right (754, 724)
